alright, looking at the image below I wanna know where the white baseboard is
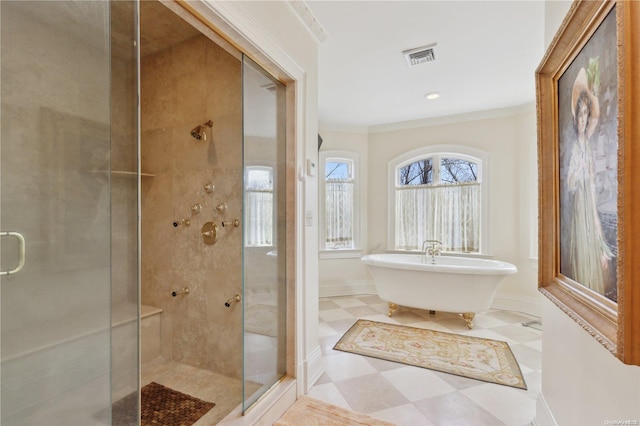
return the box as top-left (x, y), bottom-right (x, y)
top-left (320, 281), bottom-right (542, 318)
top-left (319, 280), bottom-right (376, 298)
top-left (304, 346), bottom-right (324, 392)
top-left (533, 393), bottom-right (558, 426)
top-left (491, 292), bottom-right (543, 317)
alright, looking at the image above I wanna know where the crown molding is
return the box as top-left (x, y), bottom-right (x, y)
top-left (318, 122), bottom-right (369, 134)
top-left (367, 102), bottom-right (536, 134)
top-left (318, 103), bottom-right (536, 135)
top-left (287, 0), bottom-right (329, 43)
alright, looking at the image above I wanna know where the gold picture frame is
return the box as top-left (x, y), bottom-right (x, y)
top-left (537, 0), bottom-right (640, 365)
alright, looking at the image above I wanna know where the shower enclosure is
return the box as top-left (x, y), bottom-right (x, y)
top-left (1, 0), bottom-right (289, 423)
top-left (1, 1), bottom-right (139, 424)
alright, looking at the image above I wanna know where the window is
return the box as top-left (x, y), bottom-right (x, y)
top-left (389, 146), bottom-right (488, 254)
top-left (245, 166), bottom-right (273, 246)
top-left (324, 159), bottom-right (354, 249)
top-left (320, 151), bottom-right (361, 255)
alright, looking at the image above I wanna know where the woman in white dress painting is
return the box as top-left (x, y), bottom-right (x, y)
top-left (565, 67), bottom-right (613, 295)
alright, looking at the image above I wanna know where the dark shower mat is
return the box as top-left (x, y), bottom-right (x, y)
top-left (140, 382), bottom-right (215, 426)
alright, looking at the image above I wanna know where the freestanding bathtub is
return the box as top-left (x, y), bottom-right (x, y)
top-left (361, 253), bottom-right (517, 328)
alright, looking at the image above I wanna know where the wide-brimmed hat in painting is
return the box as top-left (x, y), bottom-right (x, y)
top-left (571, 67), bottom-right (600, 139)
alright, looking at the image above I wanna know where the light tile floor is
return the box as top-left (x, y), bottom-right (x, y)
top-left (141, 357), bottom-right (243, 425)
top-left (309, 295), bottom-right (542, 426)
top-left (141, 357), bottom-right (263, 425)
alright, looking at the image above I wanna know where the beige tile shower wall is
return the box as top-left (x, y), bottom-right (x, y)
top-left (141, 35), bottom-right (243, 379)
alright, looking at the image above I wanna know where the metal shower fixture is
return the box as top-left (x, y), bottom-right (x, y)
top-left (190, 120), bottom-right (213, 140)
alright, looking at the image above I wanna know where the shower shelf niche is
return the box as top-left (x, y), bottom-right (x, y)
top-left (113, 171), bottom-right (155, 178)
top-left (91, 170), bottom-right (155, 178)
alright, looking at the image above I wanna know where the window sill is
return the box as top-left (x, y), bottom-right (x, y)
top-left (319, 249), bottom-right (364, 260)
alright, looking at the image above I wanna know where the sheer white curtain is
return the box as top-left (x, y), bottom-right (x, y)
top-left (325, 180), bottom-right (354, 248)
top-left (395, 182), bottom-right (480, 252)
top-left (245, 173), bottom-right (273, 246)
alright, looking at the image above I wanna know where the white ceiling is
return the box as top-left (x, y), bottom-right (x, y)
top-left (305, 1), bottom-right (546, 130)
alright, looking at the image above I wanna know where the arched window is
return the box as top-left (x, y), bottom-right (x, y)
top-left (389, 145), bottom-right (489, 254)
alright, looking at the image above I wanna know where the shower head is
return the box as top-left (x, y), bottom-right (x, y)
top-left (190, 120), bottom-right (213, 141)
top-left (190, 126), bottom-right (205, 140)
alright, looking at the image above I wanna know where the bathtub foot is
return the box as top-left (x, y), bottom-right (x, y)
top-left (387, 302), bottom-right (398, 317)
top-left (462, 312), bottom-right (475, 329)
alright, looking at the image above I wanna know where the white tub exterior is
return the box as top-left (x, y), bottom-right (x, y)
top-left (361, 253), bottom-right (517, 316)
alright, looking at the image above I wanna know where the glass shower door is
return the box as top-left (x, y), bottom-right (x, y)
top-left (0, 1), bottom-right (139, 424)
top-left (242, 56), bottom-right (287, 411)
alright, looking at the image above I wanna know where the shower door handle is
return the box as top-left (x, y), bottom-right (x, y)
top-left (0, 231), bottom-right (26, 276)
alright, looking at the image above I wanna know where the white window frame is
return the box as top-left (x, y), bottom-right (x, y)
top-left (319, 150), bottom-right (363, 259)
top-left (387, 144), bottom-right (491, 255)
top-left (244, 164), bottom-right (275, 248)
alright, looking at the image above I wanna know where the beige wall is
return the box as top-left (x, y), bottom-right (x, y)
top-left (541, 298), bottom-right (640, 424)
top-left (538, 2), bottom-right (640, 424)
top-left (370, 111), bottom-right (540, 300)
top-left (318, 130), bottom-right (371, 296)
top-left (319, 108), bottom-right (543, 313)
top-left (141, 34), bottom-right (243, 379)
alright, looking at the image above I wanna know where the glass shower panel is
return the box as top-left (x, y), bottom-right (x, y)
top-left (110, 1), bottom-right (141, 424)
top-left (242, 56), bottom-right (287, 411)
top-left (0, 1), bottom-right (140, 424)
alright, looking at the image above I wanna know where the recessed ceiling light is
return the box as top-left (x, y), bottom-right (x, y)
top-left (425, 92), bottom-right (441, 100)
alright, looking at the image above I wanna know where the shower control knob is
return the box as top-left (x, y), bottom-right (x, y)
top-left (200, 222), bottom-right (218, 245)
top-left (224, 294), bottom-right (241, 307)
top-left (171, 287), bottom-right (190, 297)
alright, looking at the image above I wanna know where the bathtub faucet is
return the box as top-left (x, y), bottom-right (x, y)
top-left (421, 240), bottom-right (442, 264)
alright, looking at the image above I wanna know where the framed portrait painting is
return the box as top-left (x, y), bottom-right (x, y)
top-left (537, 0), bottom-right (640, 365)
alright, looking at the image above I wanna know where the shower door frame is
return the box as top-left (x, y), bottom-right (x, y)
top-left (165, 0), bottom-right (304, 419)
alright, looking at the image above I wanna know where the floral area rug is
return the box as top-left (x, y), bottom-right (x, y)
top-left (334, 319), bottom-right (527, 390)
top-left (274, 396), bottom-right (395, 426)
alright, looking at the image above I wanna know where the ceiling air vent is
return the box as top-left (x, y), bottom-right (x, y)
top-left (403, 43), bottom-right (437, 67)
